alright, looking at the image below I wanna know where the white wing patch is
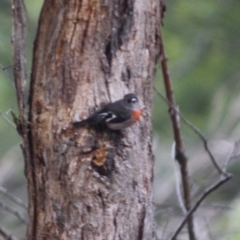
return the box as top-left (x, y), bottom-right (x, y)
top-left (96, 112), bottom-right (109, 122)
top-left (105, 112), bottom-right (117, 122)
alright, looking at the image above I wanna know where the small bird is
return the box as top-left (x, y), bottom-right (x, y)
top-left (73, 93), bottom-right (142, 130)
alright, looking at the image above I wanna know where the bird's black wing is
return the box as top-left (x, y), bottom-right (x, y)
top-left (73, 99), bottom-right (130, 127)
top-left (102, 101), bottom-right (131, 124)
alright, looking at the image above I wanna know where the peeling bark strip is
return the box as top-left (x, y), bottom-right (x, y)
top-left (28, 0), bottom-right (161, 239)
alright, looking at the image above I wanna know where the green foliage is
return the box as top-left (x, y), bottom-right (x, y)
top-left (154, 0), bottom-right (240, 135)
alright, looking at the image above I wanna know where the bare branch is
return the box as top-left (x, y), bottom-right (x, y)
top-left (170, 174), bottom-right (232, 240)
top-left (154, 87), bottom-right (230, 177)
top-left (0, 186), bottom-right (28, 210)
top-left (0, 63), bottom-right (13, 71)
top-left (11, 0), bottom-right (31, 164)
top-left (154, 87), bottom-right (233, 239)
top-left (0, 112), bottom-right (16, 128)
top-left (0, 200), bottom-right (28, 225)
top-left (0, 101), bottom-right (19, 128)
top-left (12, 0), bottom-right (27, 115)
top-left (11, 0), bottom-right (32, 189)
top-left (158, 25), bottom-right (196, 240)
top-left (160, 218), bottom-right (170, 240)
top-left (0, 63), bottom-right (14, 85)
top-left (0, 225), bottom-right (19, 240)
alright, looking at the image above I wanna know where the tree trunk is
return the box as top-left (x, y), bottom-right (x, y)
top-left (27, 0), bottom-right (161, 239)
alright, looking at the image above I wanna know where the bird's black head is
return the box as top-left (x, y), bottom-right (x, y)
top-left (123, 93), bottom-right (138, 104)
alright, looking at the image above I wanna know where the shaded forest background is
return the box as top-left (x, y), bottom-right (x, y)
top-left (0, 0), bottom-right (240, 239)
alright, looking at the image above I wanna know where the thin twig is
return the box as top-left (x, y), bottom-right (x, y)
top-left (0, 102), bottom-right (20, 128)
top-left (160, 218), bottom-right (170, 240)
top-left (6, 102), bottom-right (18, 115)
top-left (0, 225), bottom-right (19, 240)
top-left (170, 174), bottom-right (231, 240)
top-left (154, 86), bottom-right (229, 177)
top-left (0, 201), bottom-right (28, 224)
top-left (0, 64), bottom-right (13, 71)
top-left (0, 63), bottom-right (14, 86)
top-left (158, 25), bottom-right (196, 240)
top-left (0, 186), bottom-right (28, 210)
top-left (0, 112), bottom-right (16, 128)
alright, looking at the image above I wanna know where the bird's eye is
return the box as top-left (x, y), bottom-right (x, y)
top-left (128, 97), bottom-right (137, 103)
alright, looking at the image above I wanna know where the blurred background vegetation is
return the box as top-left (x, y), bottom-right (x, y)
top-left (0, 0), bottom-right (240, 239)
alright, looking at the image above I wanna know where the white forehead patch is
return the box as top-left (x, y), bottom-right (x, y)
top-left (130, 97), bottom-right (137, 103)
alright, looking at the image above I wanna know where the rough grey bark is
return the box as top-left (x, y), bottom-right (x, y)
top-left (27, 0), bottom-right (161, 239)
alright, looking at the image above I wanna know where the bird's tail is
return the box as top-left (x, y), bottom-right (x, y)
top-left (72, 119), bottom-right (88, 128)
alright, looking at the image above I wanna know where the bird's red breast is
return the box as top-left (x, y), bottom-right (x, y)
top-left (132, 109), bottom-right (142, 121)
